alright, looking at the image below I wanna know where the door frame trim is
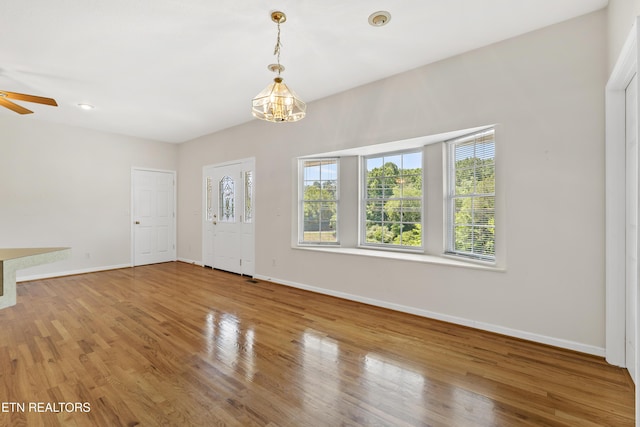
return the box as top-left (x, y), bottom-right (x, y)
top-left (131, 167), bottom-right (177, 267)
top-left (606, 18), bottom-right (638, 368)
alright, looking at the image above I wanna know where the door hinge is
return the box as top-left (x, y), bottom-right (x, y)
top-left (240, 259), bottom-right (242, 266)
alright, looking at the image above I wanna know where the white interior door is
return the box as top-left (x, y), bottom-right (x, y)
top-left (203, 159), bottom-right (254, 276)
top-left (133, 169), bottom-right (176, 266)
top-left (626, 74), bottom-right (638, 383)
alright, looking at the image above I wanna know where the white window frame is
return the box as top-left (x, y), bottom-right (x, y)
top-left (360, 149), bottom-right (424, 251)
top-left (446, 128), bottom-right (496, 261)
top-left (298, 158), bottom-right (340, 245)
top-left (293, 125), bottom-right (501, 272)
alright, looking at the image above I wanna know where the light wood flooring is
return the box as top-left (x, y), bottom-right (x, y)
top-left (0, 262), bottom-right (634, 426)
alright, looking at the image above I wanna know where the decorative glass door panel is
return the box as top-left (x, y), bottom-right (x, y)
top-left (244, 171), bottom-right (253, 223)
top-left (219, 175), bottom-right (235, 223)
top-left (206, 177), bottom-right (213, 222)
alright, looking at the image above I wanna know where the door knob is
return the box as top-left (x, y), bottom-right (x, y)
top-left (135, 221), bottom-right (140, 225)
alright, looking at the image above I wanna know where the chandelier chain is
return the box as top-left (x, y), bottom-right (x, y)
top-left (273, 21), bottom-right (282, 75)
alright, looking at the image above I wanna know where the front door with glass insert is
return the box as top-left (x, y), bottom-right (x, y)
top-left (203, 159), bottom-right (254, 276)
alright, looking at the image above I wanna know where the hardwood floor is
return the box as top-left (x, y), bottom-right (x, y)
top-left (0, 262), bottom-right (634, 426)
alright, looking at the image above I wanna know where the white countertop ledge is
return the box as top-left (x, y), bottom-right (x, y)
top-left (0, 247), bottom-right (70, 261)
top-left (0, 247), bottom-right (71, 310)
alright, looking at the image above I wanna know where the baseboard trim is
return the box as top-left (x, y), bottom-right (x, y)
top-left (177, 258), bottom-right (204, 266)
top-left (17, 263), bottom-right (132, 282)
top-left (16, 259), bottom-right (205, 282)
top-left (254, 274), bottom-right (605, 357)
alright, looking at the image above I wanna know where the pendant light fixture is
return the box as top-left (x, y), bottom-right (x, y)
top-left (251, 11), bottom-right (306, 123)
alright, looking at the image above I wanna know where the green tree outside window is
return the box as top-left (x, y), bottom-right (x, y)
top-left (364, 151), bottom-right (423, 248)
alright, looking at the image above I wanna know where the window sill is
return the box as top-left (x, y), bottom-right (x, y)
top-left (293, 245), bottom-right (504, 272)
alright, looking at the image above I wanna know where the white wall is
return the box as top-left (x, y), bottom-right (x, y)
top-left (0, 116), bottom-right (178, 278)
top-left (178, 11), bottom-right (608, 354)
top-left (608, 0), bottom-right (640, 72)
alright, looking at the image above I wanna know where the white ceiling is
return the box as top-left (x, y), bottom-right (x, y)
top-left (0, 0), bottom-right (607, 143)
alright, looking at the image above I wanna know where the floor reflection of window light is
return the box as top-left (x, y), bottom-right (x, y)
top-left (206, 312), bottom-right (256, 380)
top-left (364, 353), bottom-right (425, 392)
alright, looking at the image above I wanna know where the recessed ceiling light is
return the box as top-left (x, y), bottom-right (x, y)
top-left (368, 11), bottom-right (391, 27)
top-left (77, 103), bottom-right (94, 110)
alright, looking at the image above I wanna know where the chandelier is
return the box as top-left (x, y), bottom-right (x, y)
top-left (251, 11), bottom-right (306, 123)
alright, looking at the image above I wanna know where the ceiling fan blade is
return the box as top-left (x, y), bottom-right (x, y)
top-left (1, 91), bottom-right (57, 106)
top-left (0, 97), bottom-right (33, 114)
